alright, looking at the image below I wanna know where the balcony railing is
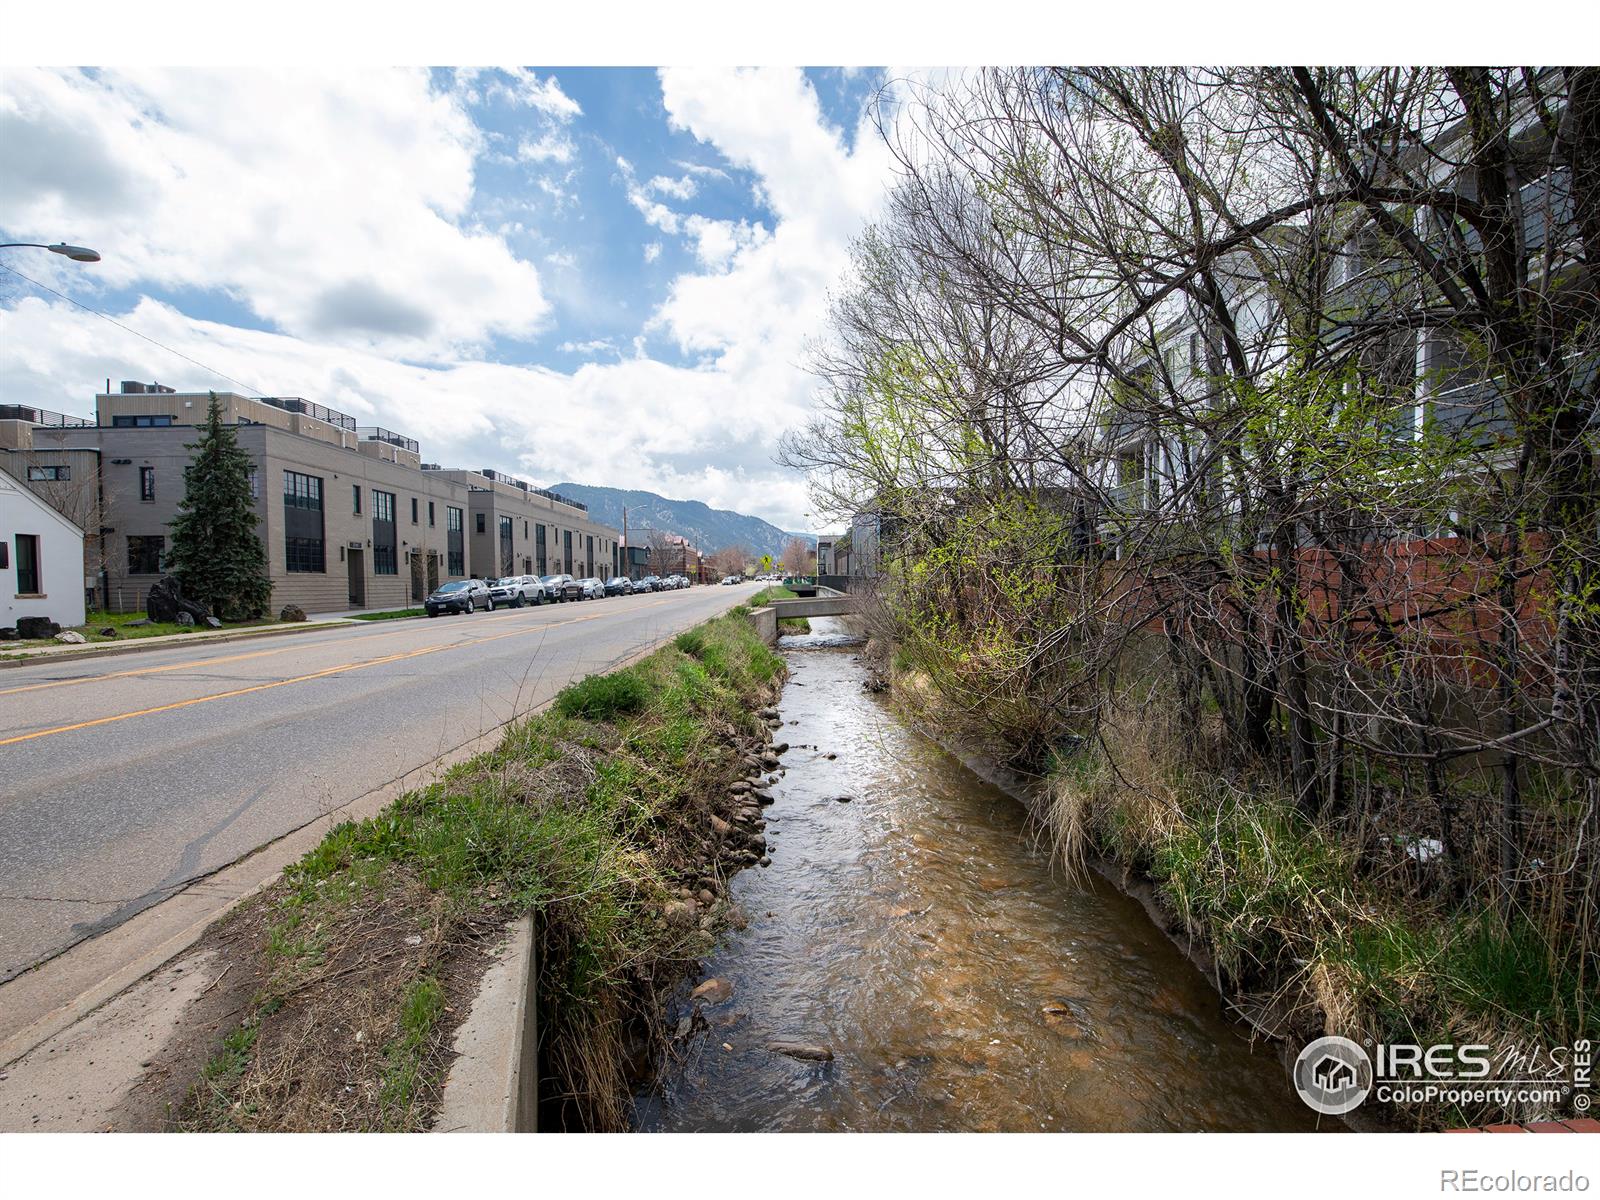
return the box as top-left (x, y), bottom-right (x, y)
top-left (259, 396), bottom-right (357, 431)
top-left (0, 404), bottom-right (94, 427)
top-left (357, 426), bottom-right (420, 453)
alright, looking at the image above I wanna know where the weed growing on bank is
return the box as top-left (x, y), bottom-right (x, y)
top-left (180, 608), bottom-right (782, 1132)
top-left (1043, 700), bottom-right (1598, 1130)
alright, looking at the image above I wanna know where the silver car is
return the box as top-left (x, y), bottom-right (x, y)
top-left (576, 577), bottom-right (606, 600)
top-left (487, 575), bottom-right (547, 608)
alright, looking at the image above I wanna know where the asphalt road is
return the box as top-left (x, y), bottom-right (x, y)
top-left (0, 582), bottom-right (764, 982)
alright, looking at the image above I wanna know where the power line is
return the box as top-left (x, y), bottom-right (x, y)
top-left (0, 262), bottom-right (264, 395)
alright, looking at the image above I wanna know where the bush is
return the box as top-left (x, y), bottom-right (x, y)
top-left (554, 670), bottom-right (650, 721)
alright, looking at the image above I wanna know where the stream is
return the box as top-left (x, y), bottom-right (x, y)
top-left (634, 619), bottom-right (1324, 1132)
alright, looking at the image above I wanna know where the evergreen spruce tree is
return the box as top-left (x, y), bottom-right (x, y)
top-left (165, 393), bottom-right (271, 620)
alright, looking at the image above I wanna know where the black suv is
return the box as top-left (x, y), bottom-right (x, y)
top-left (540, 573), bottom-right (581, 602)
top-left (425, 579), bottom-right (493, 616)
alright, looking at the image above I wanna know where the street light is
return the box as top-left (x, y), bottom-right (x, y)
top-left (0, 242), bottom-right (102, 263)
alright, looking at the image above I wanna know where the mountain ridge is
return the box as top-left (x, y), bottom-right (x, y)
top-left (551, 482), bottom-right (814, 561)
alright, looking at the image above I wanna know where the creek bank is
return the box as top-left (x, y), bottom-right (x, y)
top-left (115, 608), bottom-right (784, 1132)
top-left (868, 639), bottom-right (1390, 1129)
top-left (639, 626), bottom-right (1317, 1131)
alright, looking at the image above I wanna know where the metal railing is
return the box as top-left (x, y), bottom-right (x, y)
top-left (259, 396), bottom-right (357, 431)
top-left (0, 404), bottom-right (93, 427)
top-left (357, 426), bottom-right (420, 453)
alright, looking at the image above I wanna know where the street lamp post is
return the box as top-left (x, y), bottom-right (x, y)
top-left (0, 242), bottom-right (102, 262)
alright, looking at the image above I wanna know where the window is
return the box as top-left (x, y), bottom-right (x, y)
top-left (428, 501), bottom-right (435, 527)
top-left (15, 534), bottom-right (41, 594)
top-left (475, 512), bottom-right (486, 535)
top-left (127, 535), bottom-right (165, 575)
top-left (411, 497), bottom-right (419, 524)
top-left (139, 466), bottom-right (156, 502)
top-left (563, 529), bottom-right (573, 574)
top-left (447, 506), bottom-right (465, 575)
top-left (27, 465), bottom-right (69, 482)
top-left (523, 519), bottom-right (529, 538)
top-left (498, 514), bottom-right (514, 576)
top-left (111, 414), bottom-right (173, 428)
top-left (535, 524), bottom-right (547, 573)
top-left (352, 484), bottom-right (361, 515)
top-left (285, 537), bottom-right (325, 573)
top-left (283, 471), bottom-right (325, 573)
top-left (248, 470), bottom-right (259, 500)
top-left (373, 490), bottom-right (397, 575)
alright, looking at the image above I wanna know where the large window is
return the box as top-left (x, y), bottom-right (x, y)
top-left (127, 535), bottom-right (165, 575)
top-left (446, 505), bottom-right (465, 575)
top-left (283, 470), bottom-right (325, 573)
top-left (139, 467), bottom-right (156, 502)
top-left (586, 534), bottom-right (594, 578)
top-left (535, 524), bottom-right (547, 573)
top-left (428, 500), bottom-right (435, 527)
top-left (411, 496), bottom-right (419, 524)
top-left (373, 489), bottom-right (397, 575)
top-left (475, 512), bottom-right (486, 535)
top-left (498, 514), bottom-right (514, 576)
top-left (111, 414), bottom-right (173, 428)
top-left (563, 529), bottom-right (573, 574)
top-left (14, 534), bottom-right (41, 594)
top-left (27, 465), bottom-right (69, 482)
top-left (352, 484), bottom-right (362, 515)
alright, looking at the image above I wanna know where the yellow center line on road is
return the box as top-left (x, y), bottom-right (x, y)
top-left (0, 598), bottom-right (675, 747)
top-left (0, 596), bottom-right (675, 699)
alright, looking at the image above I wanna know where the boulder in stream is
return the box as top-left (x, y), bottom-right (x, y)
top-left (766, 1040), bottom-right (834, 1062)
top-left (692, 978), bottom-right (733, 1005)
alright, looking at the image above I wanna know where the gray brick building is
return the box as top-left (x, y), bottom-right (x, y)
top-left (0, 384), bottom-right (620, 615)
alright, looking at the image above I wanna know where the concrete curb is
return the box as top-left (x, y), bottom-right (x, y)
top-left (0, 599), bottom-right (747, 1122)
top-left (0, 618), bottom-right (352, 669)
top-left (432, 917), bottom-right (538, 1133)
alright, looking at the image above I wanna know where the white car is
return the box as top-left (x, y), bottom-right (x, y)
top-left (487, 575), bottom-right (547, 608)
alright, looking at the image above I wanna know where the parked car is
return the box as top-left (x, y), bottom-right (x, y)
top-left (721, 575), bottom-right (739, 585)
top-left (540, 573), bottom-right (581, 602)
top-left (636, 575), bottom-right (660, 593)
top-left (488, 575), bottom-right (547, 608)
top-left (425, 579), bottom-right (493, 616)
top-left (603, 576), bottom-right (633, 596)
top-left (577, 577), bottom-right (606, 600)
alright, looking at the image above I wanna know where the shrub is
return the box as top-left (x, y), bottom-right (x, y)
top-left (554, 670), bottom-right (650, 721)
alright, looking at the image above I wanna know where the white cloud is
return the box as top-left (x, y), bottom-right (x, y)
top-left (490, 69), bottom-right (581, 121)
top-left (0, 67), bottom-right (901, 531)
top-left (647, 173), bottom-right (697, 200)
top-left (0, 67), bottom-right (549, 360)
top-left (518, 131), bottom-right (575, 164)
top-left (557, 337), bottom-right (617, 355)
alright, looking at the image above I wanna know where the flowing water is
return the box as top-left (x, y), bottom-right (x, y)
top-left (634, 620), bottom-right (1324, 1132)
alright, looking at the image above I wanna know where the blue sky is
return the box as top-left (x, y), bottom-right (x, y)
top-left (0, 67), bottom-right (899, 530)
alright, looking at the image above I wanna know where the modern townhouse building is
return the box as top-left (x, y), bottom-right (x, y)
top-left (436, 467), bottom-right (620, 583)
top-left (0, 384), bottom-right (620, 616)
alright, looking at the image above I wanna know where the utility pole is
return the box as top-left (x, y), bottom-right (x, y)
top-left (622, 505), bottom-right (629, 578)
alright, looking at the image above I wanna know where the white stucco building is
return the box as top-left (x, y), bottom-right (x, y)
top-left (2, 470), bottom-right (87, 630)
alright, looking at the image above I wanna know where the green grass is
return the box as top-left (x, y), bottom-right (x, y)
top-left (748, 585), bottom-right (799, 608)
top-left (553, 669), bottom-right (651, 721)
top-left (196, 605), bottom-right (785, 1131)
top-left (348, 608), bottom-right (426, 622)
top-left (56, 609), bottom-right (280, 643)
top-left (1046, 717), bottom-right (1599, 1128)
top-left (378, 975), bottom-right (446, 1128)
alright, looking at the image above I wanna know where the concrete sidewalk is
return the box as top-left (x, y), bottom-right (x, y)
top-left (0, 617), bottom-right (350, 669)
